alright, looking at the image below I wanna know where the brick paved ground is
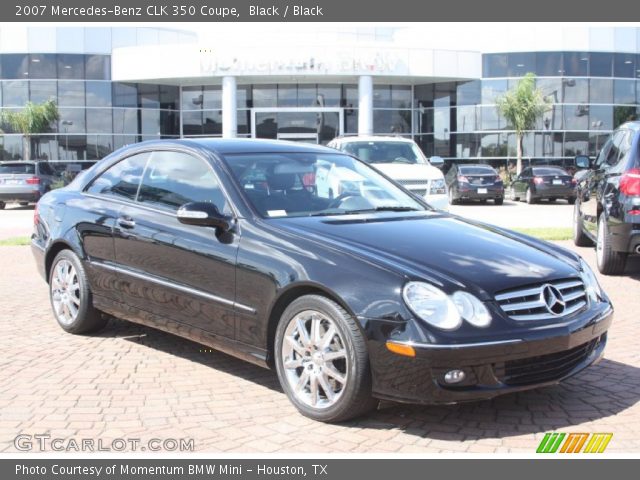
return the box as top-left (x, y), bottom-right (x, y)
top-left (0, 244), bottom-right (638, 454)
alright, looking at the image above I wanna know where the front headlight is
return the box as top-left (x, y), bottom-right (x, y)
top-left (403, 282), bottom-right (492, 330)
top-left (402, 282), bottom-right (462, 330)
top-left (452, 291), bottom-right (492, 327)
top-left (429, 179), bottom-right (446, 195)
top-left (579, 258), bottom-right (603, 302)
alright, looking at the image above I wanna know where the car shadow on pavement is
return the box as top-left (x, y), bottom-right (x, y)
top-left (352, 357), bottom-right (640, 441)
top-left (96, 317), bottom-right (639, 441)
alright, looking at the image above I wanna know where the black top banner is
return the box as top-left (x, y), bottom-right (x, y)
top-left (4, 0), bottom-right (640, 22)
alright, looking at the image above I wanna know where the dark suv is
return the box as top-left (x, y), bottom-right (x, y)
top-left (573, 121), bottom-right (640, 275)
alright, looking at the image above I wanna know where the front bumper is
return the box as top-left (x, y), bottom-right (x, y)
top-left (366, 305), bottom-right (612, 405)
top-left (425, 194), bottom-right (449, 211)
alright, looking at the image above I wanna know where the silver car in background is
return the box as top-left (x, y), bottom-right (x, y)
top-left (0, 161), bottom-right (57, 209)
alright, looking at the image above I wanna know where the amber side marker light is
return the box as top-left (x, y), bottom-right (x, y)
top-left (386, 341), bottom-right (416, 357)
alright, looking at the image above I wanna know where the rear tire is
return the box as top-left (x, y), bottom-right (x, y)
top-left (572, 201), bottom-right (593, 247)
top-left (548, 198), bottom-right (556, 203)
top-left (596, 213), bottom-right (627, 275)
top-left (49, 250), bottom-right (107, 334)
top-left (19, 202), bottom-right (28, 206)
top-left (274, 295), bottom-right (377, 423)
top-left (526, 187), bottom-right (536, 204)
top-left (0, 202), bottom-right (5, 210)
top-left (448, 188), bottom-right (458, 205)
top-left (494, 197), bottom-right (504, 205)
top-left (568, 197), bottom-right (576, 205)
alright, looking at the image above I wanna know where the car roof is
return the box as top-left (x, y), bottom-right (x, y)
top-left (620, 121), bottom-right (640, 132)
top-left (458, 164), bottom-right (495, 169)
top-left (180, 138), bottom-right (336, 155)
top-left (334, 136), bottom-right (416, 144)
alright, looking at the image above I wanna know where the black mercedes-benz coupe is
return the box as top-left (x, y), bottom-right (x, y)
top-left (31, 139), bottom-right (613, 422)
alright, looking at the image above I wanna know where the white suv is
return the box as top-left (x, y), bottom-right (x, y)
top-left (327, 136), bottom-right (449, 211)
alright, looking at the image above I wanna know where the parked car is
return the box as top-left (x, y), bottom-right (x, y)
top-left (509, 166), bottom-right (577, 204)
top-left (32, 139), bottom-right (612, 422)
top-left (573, 121), bottom-right (640, 275)
top-left (0, 161), bottom-right (57, 209)
top-left (327, 136), bottom-right (449, 210)
top-left (445, 163), bottom-right (504, 205)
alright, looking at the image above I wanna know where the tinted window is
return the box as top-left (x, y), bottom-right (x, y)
top-left (605, 131), bottom-right (625, 167)
top-left (137, 152), bottom-right (228, 212)
top-left (532, 167), bottom-right (568, 176)
top-left (459, 166), bottom-right (496, 175)
top-left (86, 153), bottom-right (149, 200)
top-left (612, 131), bottom-right (633, 169)
top-left (0, 163), bottom-right (35, 174)
top-left (38, 163), bottom-right (55, 175)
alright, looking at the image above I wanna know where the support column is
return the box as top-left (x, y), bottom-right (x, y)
top-left (358, 75), bottom-right (373, 136)
top-left (222, 76), bottom-right (237, 138)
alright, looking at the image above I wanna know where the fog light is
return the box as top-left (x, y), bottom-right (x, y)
top-left (444, 369), bottom-right (466, 384)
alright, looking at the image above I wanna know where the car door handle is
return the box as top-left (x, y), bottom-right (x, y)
top-left (117, 217), bottom-right (136, 229)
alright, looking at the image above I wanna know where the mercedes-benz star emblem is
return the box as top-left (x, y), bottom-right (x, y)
top-left (541, 284), bottom-right (566, 315)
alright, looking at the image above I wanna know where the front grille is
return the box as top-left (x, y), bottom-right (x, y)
top-left (495, 278), bottom-right (587, 321)
top-left (495, 337), bottom-right (601, 386)
top-left (397, 179), bottom-right (430, 186)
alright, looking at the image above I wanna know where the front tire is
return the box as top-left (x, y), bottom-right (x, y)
top-left (274, 295), bottom-right (377, 422)
top-left (596, 213), bottom-right (627, 275)
top-left (573, 201), bottom-right (593, 247)
top-left (49, 250), bottom-right (107, 334)
top-left (0, 201), bottom-right (5, 210)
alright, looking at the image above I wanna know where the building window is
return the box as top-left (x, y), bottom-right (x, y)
top-left (57, 54), bottom-right (85, 80)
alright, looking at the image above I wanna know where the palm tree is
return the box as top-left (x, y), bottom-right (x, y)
top-left (0, 99), bottom-right (59, 161)
top-left (496, 73), bottom-right (550, 174)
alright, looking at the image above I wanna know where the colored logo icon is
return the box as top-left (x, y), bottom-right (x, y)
top-left (536, 433), bottom-right (613, 453)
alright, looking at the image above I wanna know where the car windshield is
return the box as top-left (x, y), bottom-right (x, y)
top-left (533, 167), bottom-right (568, 176)
top-left (341, 141), bottom-right (426, 165)
top-left (0, 163), bottom-right (35, 175)
top-left (224, 152), bottom-right (427, 218)
top-left (459, 166), bottom-right (496, 175)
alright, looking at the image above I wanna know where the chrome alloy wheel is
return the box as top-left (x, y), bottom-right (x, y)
top-left (51, 259), bottom-right (81, 326)
top-left (281, 310), bottom-right (348, 409)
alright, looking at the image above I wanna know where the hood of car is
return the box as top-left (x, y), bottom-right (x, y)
top-left (370, 163), bottom-right (444, 181)
top-left (273, 212), bottom-right (580, 298)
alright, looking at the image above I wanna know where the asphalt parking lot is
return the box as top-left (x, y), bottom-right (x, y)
top-left (0, 198), bottom-right (639, 453)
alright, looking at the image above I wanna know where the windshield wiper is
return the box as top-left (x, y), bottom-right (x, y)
top-left (344, 206), bottom-right (421, 214)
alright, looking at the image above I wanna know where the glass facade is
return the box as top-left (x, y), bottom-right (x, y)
top-left (0, 53), bottom-right (180, 160)
top-left (1, 50), bottom-right (639, 169)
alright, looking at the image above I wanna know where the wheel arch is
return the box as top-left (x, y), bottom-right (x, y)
top-left (265, 282), bottom-right (359, 368)
top-left (44, 240), bottom-right (80, 284)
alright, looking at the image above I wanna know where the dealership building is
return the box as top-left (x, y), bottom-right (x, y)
top-left (1, 25), bottom-right (640, 170)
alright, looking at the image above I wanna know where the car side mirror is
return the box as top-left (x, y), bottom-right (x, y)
top-left (177, 202), bottom-right (232, 231)
top-left (429, 156), bottom-right (444, 168)
top-left (575, 155), bottom-right (591, 169)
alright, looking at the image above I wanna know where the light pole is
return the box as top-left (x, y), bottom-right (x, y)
top-left (591, 120), bottom-right (603, 154)
top-left (61, 120), bottom-right (73, 160)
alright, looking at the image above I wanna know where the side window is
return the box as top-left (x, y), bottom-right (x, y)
top-left (85, 153), bottom-right (149, 200)
top-left (38, 163), bottom-right (54, 175)
top-left (137, 151), bottom-right (229, 213)
top-left (604, 131), bottom-right (625, 167)
top-left (613, 131), bottom-right (633, 169)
